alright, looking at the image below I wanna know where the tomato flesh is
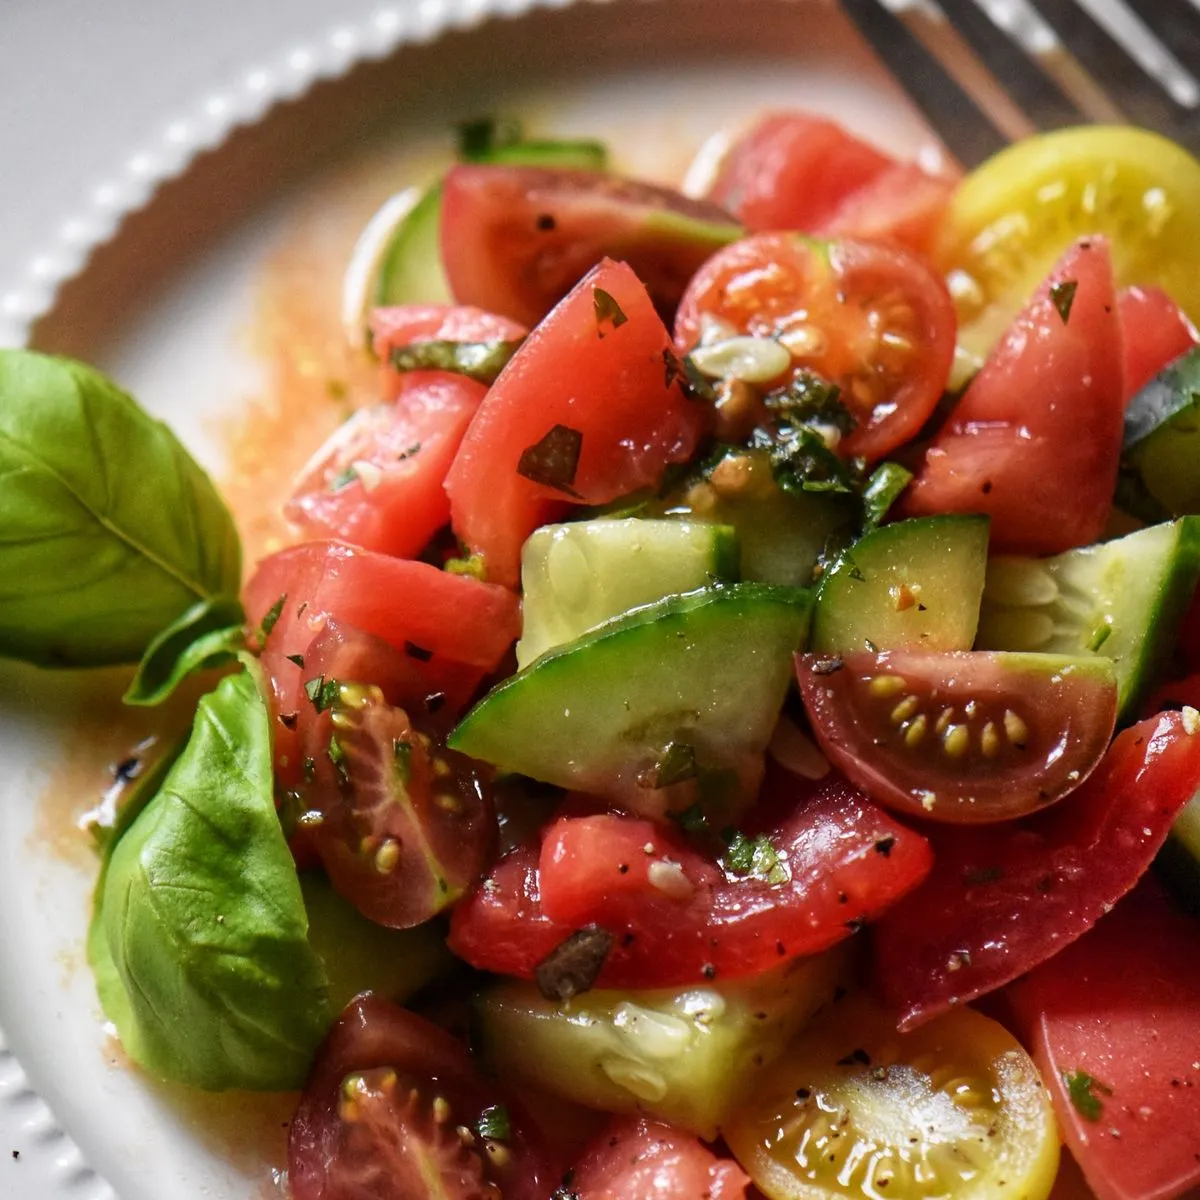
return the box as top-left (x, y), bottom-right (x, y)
top-left (797, 650), bottom-right (1118, 824)
top-left (674, 234), bottom-right (955, 462)
top-left (446, 258), bottom-right (704, 587)
top-left (1117, 284), bottom-right (1198, 401)
top-left (905, 238), bottom-right (1124, 554)
top-left (872, 710), bottom-right (1200, 1029)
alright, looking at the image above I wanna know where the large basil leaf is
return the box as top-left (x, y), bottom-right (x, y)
top-left (95, 659), bottom-right (331, 1090)
top-left (0, 350), bottom-right (241, 666)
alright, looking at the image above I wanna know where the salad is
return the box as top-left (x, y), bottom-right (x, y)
top-left (2, 108), bottom-right (1200, 1200)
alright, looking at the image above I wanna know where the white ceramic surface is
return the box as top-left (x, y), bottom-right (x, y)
top-left (0, 1), bottom-right (943, 1196)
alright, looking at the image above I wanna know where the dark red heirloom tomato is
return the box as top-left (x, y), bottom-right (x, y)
top-left (674, 234), bottom-right (955, 462)
top-left (446, 258), bottom-right (704, 588)
top-left (904, 238), bottom-right (1124, 554)
top-left (796, 650), bottom-right (1118, 823)
top-left (569, 1116), bottom-right (749, 1200)
top-left (289, 993), bottom-right (553, 1200)
top-left (1117, 283), bottom-right (1198, 400)
top-left (1007, 880), bottom-right (1200, 1200)
top-left (872, 710), bottom-right (1200, 1030)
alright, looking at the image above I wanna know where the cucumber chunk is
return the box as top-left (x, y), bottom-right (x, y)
top-left (1123, 346), bottom-right (1200, 516)
top-left (1159, 791), bottom-right (1200, 916)
top-left (450, 583), bottom-right (812, 804)
top-left (977, 519), bottom-right (1200, 717)
top-left (517, 518), bottom-right (739, 668)
top-left (473, 945), bottom-right (851, 1140)
top-left (812, 515), bottom-right (990, 654)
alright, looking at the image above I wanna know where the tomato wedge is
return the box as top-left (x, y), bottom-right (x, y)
top-left (797, 650), bottom-right (1118, 823)
top-left (1006, 881), bottom-right (1200, 1200)
top-left (370, 303), bottom-right (527, 357)
top-left (872, 710), bottom-right (1200, 1029)
top-left (446, 258), bottom-right (704, 587)
top-left (289, 993), bottom-right (553, 1200)
top-left (674, 234), bottom-right (955, 462)
top-left (449, 767), bottom-right (932, 987)
top-left (1117, 284), bottom-right (1198, 401)
top-left (905, 238), bottom-right (1124, 554)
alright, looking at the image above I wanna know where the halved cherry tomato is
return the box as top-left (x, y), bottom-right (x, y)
top-left (796, 650), bottom-right (1118, 823)
top-left (708, 111), bottom-right (892, 232)
top-left (440, 165), bottom-right (739, 327)
top-left (1006, 880), bottom-right (1200, 1200)
top-left (905, 238), bottom-right (1124, 554)
top-left (289, 993), bottom-right (553, 1200)
top-left (446, 258), bottom-right (704, 587)
top-left (1117, 284), bottom-right (1198, 401)
top-left (284, 372), bottom-right (485, 559)
top-left (370, 303), bottom-right (527, 361)
top-left (674, 234), bottom-right (955, 462)
top-left (449, 766), bottom-right (932, 987)
top-left (872, 710), bottom-right (1200, 1029)
top-left (569, 1116), bottom-right (749, 1200)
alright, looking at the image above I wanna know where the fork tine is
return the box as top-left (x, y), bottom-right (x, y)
top-left (1079, 0), bottom-right (1200, 108)
top-left (838, 0), bottom-right (1011, 165)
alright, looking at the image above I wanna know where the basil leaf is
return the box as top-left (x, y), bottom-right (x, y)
top-left (95, 659), bottom-right (331, 1090)
top-left (122, 595), bottom-right (245, 707)
top-left (861, 462), bottom-right (914, 531)
top-left (0, 350), bottom-right (241, 667)
top-left (388, 338), bottom-right (522, 385)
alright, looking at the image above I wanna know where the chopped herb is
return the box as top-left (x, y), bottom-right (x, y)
top-left (389, 339), bottom-right (522, 385)
top-left (1089, 622), bottom-right (1113, 652)
top-left (874, 836), bottom-right (896, 857)
top-left (286, 653), bottom-right (305, 668)
top-left (392, 738), bottom-right (412, 784)
top-left (593, 287), bottom-right (628, 336)
top-left (445, 552), bottom-right (486, 579)
top-left (279, 712), bottom-right (298, 731)
top-left (724, 831), bottom-right (787, 884)
top-left (668, 803), bottom-right (710, 835)
top-left (398, 443), bottom-right (422, 460)
top-left (304, 675), bottom-right (340, 713)
top-left (1064, 1069), bottom-right (1112, 1121)
top-left (862, 462), bottom-right (914, 530)
top-left (404, 641), bottom-right (434, 662)
top-left (534, 925), bottom-right (614, 1001)
top-left (327, 736), bottom-right (349, 783)
top-left (517, 424), bottom-right (583, 496)
top-left (328, 465), bottom-right (358, 493)
top-left (456, 115), bottom-right (523, 160)
top-left (425, 691), bottom-right (447, 714)
top-left (302, 757), bottom-right (316, 783)
top-left (639, 741), bottom-right (698, 789)
top-left (811, 657), bottom-right (844, 676)
top-left (475, 1104), bottom-right (511, 1141)
top-left (836, 1048), bottom-right (872, 1067)
top-left (1050, 279), bottom-right (1079, 324)
top-left (764, 371), bottom-right (856, 434)
top-left (666, 350), bottom-right (718, 402)
top-left (259, 594), bottom-right (286, 640)
top-left (752, 419), bottom-right (857, 495)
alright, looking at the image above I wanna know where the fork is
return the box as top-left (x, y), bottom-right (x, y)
top-left (838, 0), bottom-right (1200, 165)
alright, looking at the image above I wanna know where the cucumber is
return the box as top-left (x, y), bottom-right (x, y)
top-left (375, 138), bottom-right (610, 308)
top-left (1158, 791), bottom-right (1200, 916)
top-left (812, 515), bottom-right (990, 654)
top-left (449, 583), bottom-right (812, 805)
top-left (1123, 346), bottom-right (1200, 516)
top-left (976, 518), bottom-right (1200, 717)
top-left (472, 945), bottom-right (851, 1140)
top-left (516, 518), bottom-right (740, 668)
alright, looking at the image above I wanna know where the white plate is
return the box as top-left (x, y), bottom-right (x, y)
top-left (0, 1), bottom-right (937, 1196)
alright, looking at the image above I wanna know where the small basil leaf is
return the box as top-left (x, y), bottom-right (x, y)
top-left (861, 462), bottom-right (914, 531)
top-left (94, 659), bottom-right (331, 1090)
top-left (388, 338), bottom-right (523, 385)
top-left (122, 594), bottom-right (246, 707)
top-left (0, 350), bottom-right (242, 667)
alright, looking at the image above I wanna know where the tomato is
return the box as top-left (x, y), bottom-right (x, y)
top-left (904, 238), bottom-right (1124, 554)
top-left (723, 991), bottom-right (1060, 1200)
top-left (284, 372), bottom-right (485, 559)
top-left (708, 111), bottom-right (892, 233)
top-left (1117, 284), bottom-right (1198, 401)
top-left (440, 165), bottom-right (739, 327)
top-left (446, 258), bottom-right (704, 587)
top-left (369, 302), bottom-right (528, 358)
top-left (816, 162), bottom-right (955, 259)
top-left (449, 767), bottom-right (933, 987)
top-left (569, 1116), bottom-right (749, 1200)
top-left (289, 993), bottom-right (553, 1200)
top-left (872, 710), bottom-right (1200, 1029)
top-left (1007, 881), bottom-right (1200, 1200)
top-left (674, 234), bottom-right (955, 462)
top-left (796, 650), bottom-right (1118, 824)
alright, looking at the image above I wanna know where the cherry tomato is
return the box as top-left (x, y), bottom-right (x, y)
top-left (796, 650), bottom-right (1118, 823)
top-left (674, 234), bottom-right (955, 462)
top-left (1117, 284), bottom-right (1198, 401)
top-left (872, 710), bottom-right (1200, 1029)
top-left (369, 302), bottom-right (527, 361)
top-left (289, 993), bottom-right (553, 1200)
top-left (905, 238), bottom-right (1124, 554)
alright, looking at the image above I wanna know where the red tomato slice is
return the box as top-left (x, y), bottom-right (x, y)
top-left (369, 303), bottom-right (527, 355)
top-left (1007, 881), bottom-right (1200, 1200)
top-left (449, 767), bottom-right (932, 987)
top-left (904, 238), bottom-right (1124, 554)
top-left (708, 111), bottom-right (893, 232)
top-left (440, 165), bottom-right (738, 328)
top-left (284, 372), bottom-right (485, 559)
top-left (570, 1116), bottom-right (749, 1200)
top-left (872, 710), bottom-right (1200, 1029)
top-left (674, 234), bottom-right (955, 462)
top-left (816, 162), bottom-right (955, 259)
top-left (446, 258), bottom-right (704, 587)
top-left (289, 993), bottom-right (553, 1200)
top-left (1117, 284), bottom-right (1198, 401)
top-left (796, 650), bottom-right (1118, 823)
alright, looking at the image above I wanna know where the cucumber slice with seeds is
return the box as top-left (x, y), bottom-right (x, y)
top-left (1123, 345), bottom-right (1200, 517)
